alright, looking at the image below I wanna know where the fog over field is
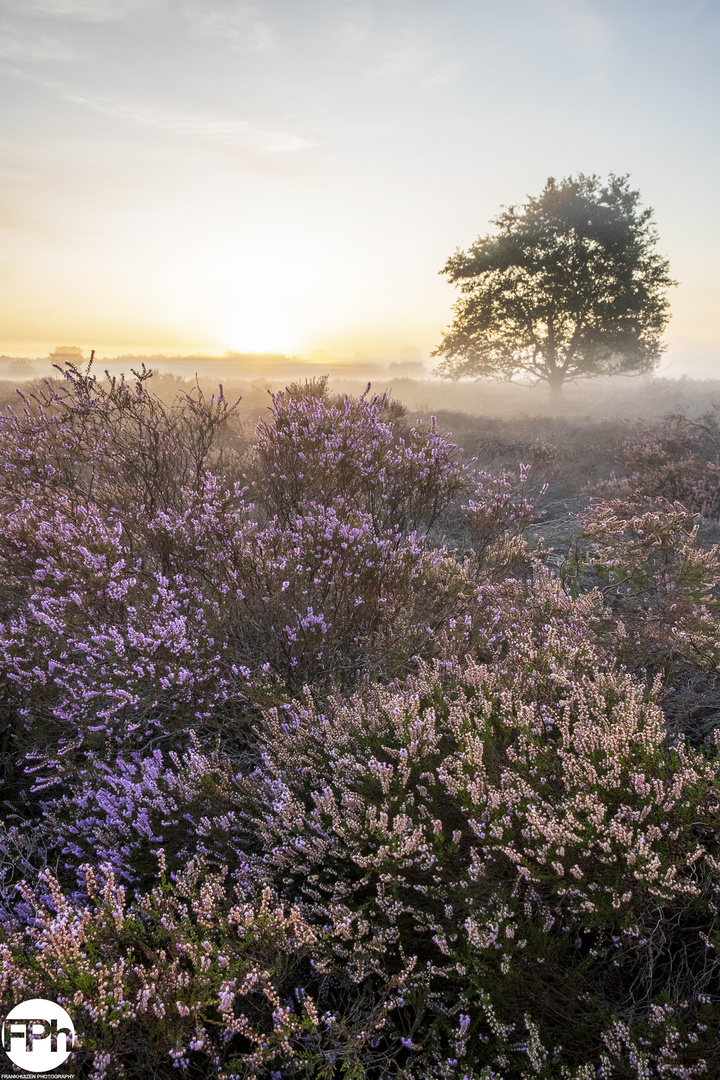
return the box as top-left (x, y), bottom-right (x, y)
top-left (3, 348), bottom-right (720, 421)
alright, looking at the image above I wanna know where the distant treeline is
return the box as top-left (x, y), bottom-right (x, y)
top-left (0, 350), bottom-right (429, 384)
top-left (2, 363), bottom-right (720, 421)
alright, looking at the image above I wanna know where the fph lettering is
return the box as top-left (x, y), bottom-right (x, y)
top-left (3, 1016), bottom-right (73, 1053)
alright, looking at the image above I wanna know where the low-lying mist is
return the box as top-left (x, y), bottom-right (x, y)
top-left (2, 350), bottom-right (720, 422)
top-left (4, 359), bottom-right (720, 513)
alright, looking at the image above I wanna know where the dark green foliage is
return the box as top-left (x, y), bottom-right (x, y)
top-left (434, 174), bottom-right (676, 392)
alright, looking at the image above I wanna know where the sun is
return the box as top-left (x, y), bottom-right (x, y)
top-left (223, 308), bottom-right (298, 355)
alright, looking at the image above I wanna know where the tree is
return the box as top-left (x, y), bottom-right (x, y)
top-left (432, 173), bottom-right (676, 395)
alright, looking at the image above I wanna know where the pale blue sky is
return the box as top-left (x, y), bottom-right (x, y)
top-left (1, 0), bottom-right (718, 374)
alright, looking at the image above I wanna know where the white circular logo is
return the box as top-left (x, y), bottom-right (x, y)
top-left (1, 999), bottom-right (75, 1073)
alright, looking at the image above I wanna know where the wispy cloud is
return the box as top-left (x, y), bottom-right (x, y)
top-left (531, 0), bottom-right (609, 54)
top-left (332, 5), bottom-right (375, 51)
top-left (4, 65), bottom-right (313, 154)
top-left (67, 94), bottom-right (314, 153)
top-left (0, 0), bottom-right (146, 22)
top-left (0, 29), bottom-right (77, 60)
top-left (181, 0), bottom-right (274, 52)
top-left (2, 0), bottom-right (274, 48)
top-left (0, 10), bottom-right (78, 60)
top-left (369, 28), bottom-right (435, 79)
top-left (331, 11), bottom-right (460, 88)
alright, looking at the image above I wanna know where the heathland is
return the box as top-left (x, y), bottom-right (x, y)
top-left (1, 366), bottom-right (720, 1078)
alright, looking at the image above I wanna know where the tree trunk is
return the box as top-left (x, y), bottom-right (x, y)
top-left (546, 373), bottom-right (564, 404)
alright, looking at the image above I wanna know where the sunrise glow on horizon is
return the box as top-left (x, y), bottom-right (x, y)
top-left (1, 1), bottom-right (719, 376)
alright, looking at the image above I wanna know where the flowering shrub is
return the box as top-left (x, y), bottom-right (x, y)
top-left (0, 859), bottom-right (413, 1079)
top-left (0, 360), bottom-right (243, 523)
top-left (7, 647), bottom-right (720, 1077)
top-left (248, 654), bottom-right (720, 1078)
top-left (555, 494), bottom-right (720, 745)
top-left (461, 463), bottom-right (546, 577)
top-left (2, 367), bottom-right (720, 1077)
top-left (9, 574), bottom-right (603, 908)
top-left (253, 386), bottom-right (468, 536)
top-left (1, 497), bottom-right (231, 763)
top-left (44, 736), bottom-right (253, 893)
top-left (581, 496), bottom-right (720, 660)
top-left (599, 414), bottom-right (720, 520)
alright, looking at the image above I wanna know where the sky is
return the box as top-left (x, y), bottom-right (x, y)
top-left (0, 0), bottom-right (719, 376)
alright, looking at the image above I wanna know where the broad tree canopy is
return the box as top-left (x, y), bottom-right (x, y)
top-left (433, 174), bottom-right (676, 393)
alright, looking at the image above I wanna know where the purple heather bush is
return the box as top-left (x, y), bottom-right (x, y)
top-left (1, 363), bottom-right (720, 1078)
top-left (252, 383), bottom-right (468, 536)
top-left (594, 410), bottom-right (720, 521)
